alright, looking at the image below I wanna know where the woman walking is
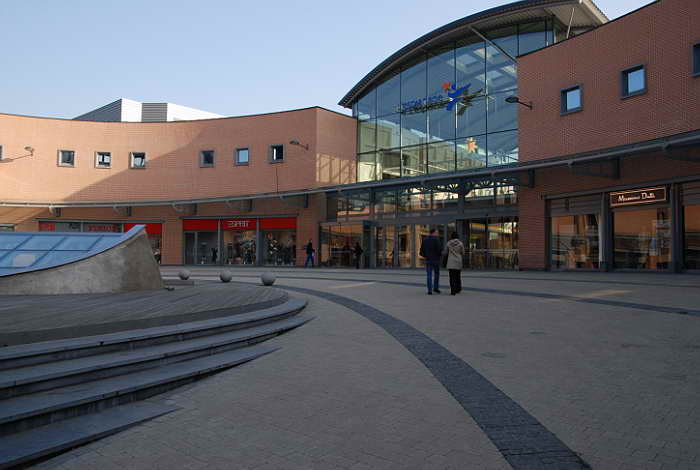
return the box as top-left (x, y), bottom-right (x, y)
top-left (444, 232), bottom-right (465, 295)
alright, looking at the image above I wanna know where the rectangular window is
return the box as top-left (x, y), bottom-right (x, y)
top-left (561, 85), bottom-right (582, 114)
top-left (95, 151), bottom-right (111, 168)
top-left (236, 148), bottom-right (249, 165)
top-left (58, 149), bottom-right (75, 167)
top-left (270, 144), bottom-right (284, 162)
top-left (130, 152), bottom-right (146, 169)
top-left (200, 150), bottom-right (215, 167)
top-left (621, 65), bottom-right (646, 98)
top-left (0, 145), bottom-right (3, 161)
top-left (694, 43), bottom-right (700, 76)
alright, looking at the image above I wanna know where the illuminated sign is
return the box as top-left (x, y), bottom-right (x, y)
top-left (610, 187), bottom-right (667, 207)
top-left (397, 82), bottom-right (484, 115)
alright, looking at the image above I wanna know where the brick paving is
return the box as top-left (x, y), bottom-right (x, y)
top-left (35, 268), bottom-right (700, 469)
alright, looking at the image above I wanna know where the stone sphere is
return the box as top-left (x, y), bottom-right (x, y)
top-left (220, 271), bottom-right (232, 283)
top-left (178, 269), bottom-right (191, 281)
top-left (261, 272), bottom-right (276, 286)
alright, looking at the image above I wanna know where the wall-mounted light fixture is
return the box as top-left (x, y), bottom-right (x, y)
top-left (289, 140), bottom-right (309, 150)
top-left (505, 96), bottom-right (533, 110)
top-left (24, 146), bottom-right (35, 156)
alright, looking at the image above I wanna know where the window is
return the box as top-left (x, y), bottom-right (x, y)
top-left (95, 151), bottom-right (111, 168)
top-left (200, 150), bottom-right (215, 167)
top-left (621, 65), bottom-right (646, 98)
top-left (58, 150), bottom-right (75, 167)
top-left (130, 152), bottom-right (146, 169)
top-left (236, 148), bottom-right (249, 165)
top-left (561, 85), bottom-right (582, 114)
top-left (270, 145), bottom-right (284, 162)
top-left (0, 145), bottom-right (3, 161)
top-left (694, 43), bottom-right (700, 76)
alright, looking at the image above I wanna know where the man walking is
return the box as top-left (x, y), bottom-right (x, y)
top-left (419, 228), bottom-right (442, 295)
top-left (304, 239), bottom-right (315, 268)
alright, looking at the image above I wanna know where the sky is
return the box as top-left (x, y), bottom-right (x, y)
top-left (1, 0), bottom-right (651, 119)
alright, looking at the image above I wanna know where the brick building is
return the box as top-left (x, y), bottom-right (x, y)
top-left (1, 0), bottom-right (699, 272)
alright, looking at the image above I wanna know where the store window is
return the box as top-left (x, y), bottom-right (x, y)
top-left (261, 218), bottom-right (296, 266)
top-left (375, 225), bottom-right (395, 267)
top-left (221, 219), bottom-right (256, 265)
top-left (320, 225), bottom-right (364, 268)
top-left (0, 224), bottom-right (14, 232)
top-left (551, 215), bottom-right (600, 269)
top-left (130, 152), bottom-right (147, 169)
top-left (200, 150), bottom-right (215, 167)
top-left (614, 207), bottom-right (671, 269)
top-left (561, 85), bottom-right (582, 114)
top-left (621, 65), bottom-right (646, 98)
top-left (694, 43), bottom-right (700, 76)
top-left (183, 219), bottom-right (219, 265)
top-left (685, 205), bottom-right (700, 269)
top-left (58, 150), bottom-right (75, 167)
top-left (95, 151), bottom-right (111, 168)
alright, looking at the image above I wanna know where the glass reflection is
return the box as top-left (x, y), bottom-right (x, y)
top-left (487, 92), bottom-right (518, 133)
top-left (456, 135), bottom-right (486, 170)
top-left (378, 149), bottom-right (401, 180)
top-left (614, 208), bottom-right (671, 269)
top-left (427, 140), bottom-right (455, 174)
top-left (358, 119), bottom-right (376, 153)
top-left (551, 215), bottom-right (600, 269)
top-left (402, 145), bottom-right (427, 177)
top-left (487, 131), bottom-right (518, 165)
top-left (377, 73), bottom-right (400, 117)
top-left (377, 114), bottom-right (401, 150)
top-left (685, 205), bottom-right (700, 269)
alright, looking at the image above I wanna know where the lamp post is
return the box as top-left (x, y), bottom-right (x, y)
top-left (504, 96), bottom-right (533, 109)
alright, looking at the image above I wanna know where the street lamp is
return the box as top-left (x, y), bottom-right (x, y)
top-left (505, 96), bottom-right (533, 109)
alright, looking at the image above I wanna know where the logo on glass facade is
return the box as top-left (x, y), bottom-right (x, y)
top-left (397, 82), bottom-right (483, 115)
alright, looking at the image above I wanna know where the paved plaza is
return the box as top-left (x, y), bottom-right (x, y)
top-left (35, 268), bottom-right (700, 469)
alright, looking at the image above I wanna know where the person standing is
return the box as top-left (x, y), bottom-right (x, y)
top-left (444, 232), bottom-right (465, 295)
top-left (304, 239), bottom-right (315, 268)
top-left (353, 242), bottom-right (364, 269)
top-left (419, 228), bottom-right (442, 295)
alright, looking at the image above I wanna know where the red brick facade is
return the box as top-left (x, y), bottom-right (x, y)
top-left (517, 0), bottom-right (700, 270)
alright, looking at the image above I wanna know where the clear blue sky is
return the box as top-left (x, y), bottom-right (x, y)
top-left (1, 0), bottom-right (651, 119)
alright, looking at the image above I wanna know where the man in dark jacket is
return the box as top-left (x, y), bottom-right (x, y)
top-left (419, 228), bottom-right (442, 295)
top-left (304, 239), bottom-right (315, 268)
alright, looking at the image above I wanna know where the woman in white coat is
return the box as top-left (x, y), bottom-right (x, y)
top-left (444, 232), bottom-right (465, 295)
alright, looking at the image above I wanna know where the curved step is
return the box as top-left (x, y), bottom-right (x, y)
top-left (0, 315), bottom-right (313, 398)
top-left (0, 402), bottom-right (178, 469)
top-left (0, 344), bottom-right (277, 436)
top-left (0, 297), bottom-right (307, 370)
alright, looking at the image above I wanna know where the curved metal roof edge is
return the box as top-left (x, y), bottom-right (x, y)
top-left (338, 0), bottom-right (607, 108)
top-left (0, 225), bottom-right (146, 278)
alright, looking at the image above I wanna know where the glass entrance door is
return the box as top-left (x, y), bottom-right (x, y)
top-left (459, 217), bottom-right (518, 269)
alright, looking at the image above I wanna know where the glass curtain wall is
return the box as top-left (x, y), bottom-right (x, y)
top-left (355, 20), bottom-right (554, 182)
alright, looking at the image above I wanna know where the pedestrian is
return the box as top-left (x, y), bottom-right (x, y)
top-left (304, 239), bottom-right (315, 268)
top-left (444, 232), bottom-right (464, 295)
top-left (353, 242), bottom-right (364, 269)
top-left (419, 228), bottom-right (442, 295)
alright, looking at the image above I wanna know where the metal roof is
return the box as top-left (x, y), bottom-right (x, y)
top-left (338, 0), bottom-right (607, 108)
top-left (0, 225), bottom-right (144, 277)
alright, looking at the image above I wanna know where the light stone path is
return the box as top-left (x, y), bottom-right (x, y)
top-left (35, 268), bottom-right (700, 469)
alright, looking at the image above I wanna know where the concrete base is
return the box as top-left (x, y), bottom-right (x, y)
top-left (0, 230), bottom-right (163, 295)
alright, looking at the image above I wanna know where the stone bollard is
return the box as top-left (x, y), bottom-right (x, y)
top-left (261, 272), bottom-right (276, 286)
top-left (178, 269), bottom-right (190, 281)
top-left (220, 271), bottom-right (232, 283)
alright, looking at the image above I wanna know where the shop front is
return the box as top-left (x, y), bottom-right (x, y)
top-left (183, 217), bottom-right (296, 267)
top-left (548, 181), bottom-right (700, 272)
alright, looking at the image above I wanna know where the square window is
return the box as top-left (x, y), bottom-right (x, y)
top-left (621, 65), bottom-right (646, 98)
top-left (130, 152), bottom-right (147, 169)
top-left (561, 85), bottom-right (582, 114)
top-left (236, 148), bottom-right (249, 165)
top-left (270, 144), bottom-right (284, 162)
top-left (58, 150), bottom-right (75, 167)
top-left (95, 151), bottom-right (111, 168)
top-left (200, 150), bottom-right (215, 167)
top-left (694, 43), bottom-right (700, 76)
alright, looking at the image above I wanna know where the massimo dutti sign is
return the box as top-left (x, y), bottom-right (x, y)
top-left (610, 187), bottom-right (667, 207)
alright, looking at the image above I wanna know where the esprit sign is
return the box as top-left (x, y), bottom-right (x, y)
top-left (610, 187), bottom-right (667, 207)
top-left (222, 219), bottom-right (257, 230)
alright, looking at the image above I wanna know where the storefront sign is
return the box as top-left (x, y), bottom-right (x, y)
top-left (222, 218), bottom-right (257, 230)
top-left (261, 217), bottom-right (296, 230)
top-left (183, 219), bottom-right (219, 231)
top-left (610, 187), bottom-right (667, 207)
top-left (397, 82), bottom-right (483, 115)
